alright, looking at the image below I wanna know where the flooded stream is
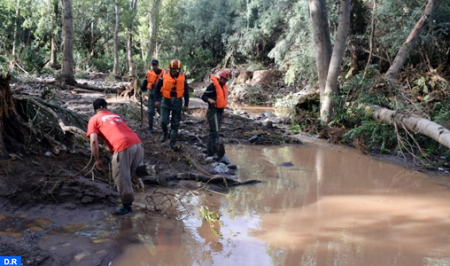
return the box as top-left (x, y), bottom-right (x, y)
top-left (110, 144), bottom-right (450, 266)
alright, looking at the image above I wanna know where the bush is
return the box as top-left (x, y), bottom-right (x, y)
top-left (20, 46), bottom-right (46, 73)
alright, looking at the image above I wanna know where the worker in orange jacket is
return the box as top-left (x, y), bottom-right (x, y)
top-left (140, 59), bottom-right (164, 134)
top-left (201, 69), bottom-right (232, 157)
top-left (154, 59), bottom-right (189, 150)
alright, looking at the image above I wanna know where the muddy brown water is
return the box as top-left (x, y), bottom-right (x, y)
top-left (3, 143), bottom-right (450, 265)
top-left (109, 144), bottom-right (450, 266)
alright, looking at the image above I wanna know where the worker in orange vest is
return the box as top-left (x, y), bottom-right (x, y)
top-left (154, 59), bottom-right (189, 150)
top-left (140, 59), bottom-right (164, 134)
top-left (201, 69), bottom-right (232, 157)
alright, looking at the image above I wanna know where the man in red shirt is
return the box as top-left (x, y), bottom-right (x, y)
top-left (86, 98), bottom-right (154, 215)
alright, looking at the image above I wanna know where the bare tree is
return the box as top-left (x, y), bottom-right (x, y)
top-left (113, 0), bottom-right (120, 75)
top-left (364, 0), bottom-right (377, 76)
top-left (310, 0), bottom-right (352, 123)
top-left (320, 0), bottom-right (352, 123)
top-left (384, 0), bottom-right (442, 81)
top-left (148, 0), bottom-right (161, 63)
top-left (61, 0), bottom-right (76, 86)
top-left (49, 0), bottom-right (59, 68)
top-left (127, 0), bottom-right (137, 77)
top-left (12, 0), bottom-right (21, 57)
top-left (309, 0), bottom-right (332, 105)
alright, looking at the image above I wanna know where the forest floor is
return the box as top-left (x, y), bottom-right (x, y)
top-left (0, 73), bottom-right (300, 265)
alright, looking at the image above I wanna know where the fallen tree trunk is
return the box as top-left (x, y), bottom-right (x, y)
top-left (366, 105), bottom-right (450, 149)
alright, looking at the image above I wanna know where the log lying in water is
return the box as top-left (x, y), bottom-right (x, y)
top-left (142, 173), bottom-right (261, 192)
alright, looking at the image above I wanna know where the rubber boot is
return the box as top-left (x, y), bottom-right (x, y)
top-left (160, 124), bottom-right (169, 142)
top-left (170, 130), bottom-right (180, 151)
top-left (148, 116), bottom-right (153, 134)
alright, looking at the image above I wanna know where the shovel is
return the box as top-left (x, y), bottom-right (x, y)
top-left (212, 106), bottom-right (225, 159)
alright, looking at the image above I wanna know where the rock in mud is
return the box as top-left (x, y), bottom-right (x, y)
top-left (264, 111), bottom-right (275, 118)
top-left (212, 163), bottom-right (229, 174)
top-left (264, 120), bottom-right (273, 128)
top-left (228, 165), bottom-right (238, 170)
top-left (221, 155), bottom-right (230, 165)
top-left (249, 135), bottom-right (258, 143)
top-left (81, 196), bottom-right (94, 204)
top-left (282, 117), bottom-right (291, 124)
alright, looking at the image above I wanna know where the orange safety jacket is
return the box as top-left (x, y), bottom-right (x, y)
top-left (146, 69), bottom-right (164, 90)
top-left (211, 76), bottom-right (228, 109)
top-left (161, 70), bottom-right (186, 99)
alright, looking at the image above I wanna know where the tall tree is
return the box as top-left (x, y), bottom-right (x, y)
top-left (384, 0), bottom-right (442, 81)
top-left (148, 0), bottom-right (161, 63)
top-left (12, 0), bottom-right (21, 57)
top-left (49, 0), bottom-right (59, 68)
top-left (126, 0), bottom-right (137, 77)
top-left (309, 0), bottom-right (332, 105)
top-left (320, 0), bottom-right (352, 123)
top-left (61, 0), bottom-right (76, 85)
top-left (113, 0), bottom-right (120, 75)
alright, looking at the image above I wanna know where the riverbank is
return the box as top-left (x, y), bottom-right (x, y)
top-left (0, 74), bottom-right (300, 265)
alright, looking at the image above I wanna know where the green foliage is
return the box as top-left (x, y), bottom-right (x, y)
top-left (290, 124), bottom-right (300, 133)
top-left (375, 0), bottom-right (450, 69)
top-left (20, 46), bottom-right (46, 73)
top-left (268, 1), bottom-right (317, 85)
top-left (343, 121), bottom-right (396, 153)
top-left (199, 206), bottom-right (222, 239)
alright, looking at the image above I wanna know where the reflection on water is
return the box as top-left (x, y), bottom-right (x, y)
top-left (113, 144), bottom-right (450, 266)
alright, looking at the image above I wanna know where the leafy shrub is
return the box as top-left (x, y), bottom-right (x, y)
top-left (20, 46), bottom-right (46, 73)
top-left (343, 120), bottom-right (396, 153)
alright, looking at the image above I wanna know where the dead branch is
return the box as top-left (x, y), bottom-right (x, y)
top-left (184, 155), bottom-right (213, 176)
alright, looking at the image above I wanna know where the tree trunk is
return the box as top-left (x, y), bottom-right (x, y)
top-left (127, 0), bottom-right (137, 77)
top-left (61, 0), bottom-right (76, 86)
top-left (50, 36), bottom-right (58, 67)
top-left (139, 31), bottom-right (146, 60)
top-left (113, 0), bottom-right (120, 75)
top-left (320, 0), bottom-right (352, 124)
top-left (127, 34), bottom-right (134, 76)
top-left (366, 105), bottom-right (450, 150)
top-left (309, 0), bottom-right (332, 104)
top-left (148, 0), bottom-right (161, 62)
top-left (90, 21), bottom-right (95, 57)
top-left (384, 0), bottom-right (441, 81)
top-left (49, 0), bottom-right (59, 68)
top-left (12, 0), bottom-right (21, 57)
top-left (364, 0), bottom-right (377, 76)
